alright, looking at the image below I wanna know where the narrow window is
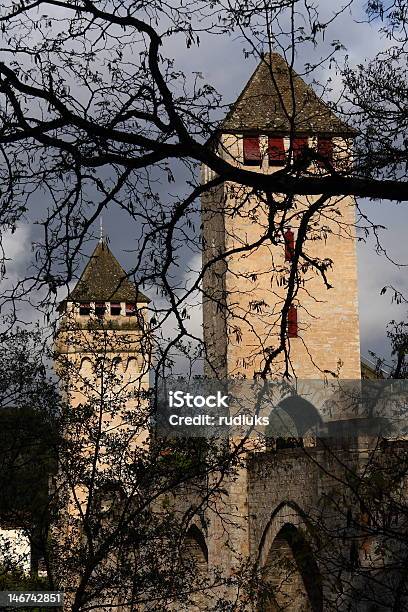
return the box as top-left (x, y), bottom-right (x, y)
top-left (284, 229), bottom-right (295, 262)
top-left (243, 135), bottom-right (261, 165)
top-left (268, 137), bottom-right (286, 165)
top-left (110, 302), bottom-right (121, 316)
top-left (79, 303), bottom-right (90, 316)
top-left (125, 303), bottom-right (136, 317)
top-left (292, 137), bottom-right (309, 161)
top-left (287, 305), bottom-right (298, 338)
top-left (95, 302), bottom-right (106, 317)
top-left (317, 137), bottom-right (333, 166)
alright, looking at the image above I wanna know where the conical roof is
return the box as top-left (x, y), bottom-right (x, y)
top-left (221, 53), bottom-right (356, 135)
top-left (67, 240), bottom-right (149, 303)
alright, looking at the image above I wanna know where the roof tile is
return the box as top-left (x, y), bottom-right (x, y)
top-left (67, 241), bottom-right (149, 303)
top-left (221, 53), bottom-right (356, 135)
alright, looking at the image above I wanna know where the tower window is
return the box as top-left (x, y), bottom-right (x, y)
top-left (243, 135), bottom-right (261, 165)
top-left (95, 302), bottom-right (106, 317)
top-left (268, 137), bottom-right (286, 165)
top-left (79, 303), bottom-right (90, 316)
top-left (292, 137), bottom-right (309, 161)
top-left (317, 137), bottom-right (333, 166)
top-left (287, 305), bottom-right (298, 338)
top-left (284, 229), bottom-right (295, 262)
top-left (125, 303), bottom-right (136, 317)
top-left (110, 302), bottom-right (121, 316)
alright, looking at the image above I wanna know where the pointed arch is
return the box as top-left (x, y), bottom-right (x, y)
top-left (257, 503), bottom-right (323, 612)
top-left (278, 396), bottom-right (322, 436)
top-left (177, 525), bottom-right (209, 609)
top-left (181, 524), bottom-right (208, 570)
top-left (265, 395), bottom-right (323, 448)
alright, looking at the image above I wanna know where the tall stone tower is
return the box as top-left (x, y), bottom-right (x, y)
top-left (202, 53), bottom-right (361, 379)
top-left (200, 56), bottom-right (363, 610)
top-left (54, 240), bottom-right (150, 606)
top-left (56, 239), bottom-right (150, 455)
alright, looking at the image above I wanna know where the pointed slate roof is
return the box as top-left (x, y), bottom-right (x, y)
top-left (221, 53), bottom-right (356, 135)
top-left (67, 240), bottom-right (149, 303)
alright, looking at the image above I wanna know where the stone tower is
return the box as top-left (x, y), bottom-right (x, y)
top-left (202, 53), bottom-right (361, 380)
top-left (54, 240), bottom-right (150, 606)
top-left (55, 239), bottom-right (150, 454)
top-left (201, 55), bottom-right (363, 605)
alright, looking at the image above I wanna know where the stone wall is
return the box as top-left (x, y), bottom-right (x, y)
top-left (201, 133), bottom-right (361, 379)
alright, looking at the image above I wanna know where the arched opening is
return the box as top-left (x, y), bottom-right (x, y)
top-left (111, 356), bottom-right (122, 370)
top-left (79, 357), bottom-right (92, 372)
top-left (78, 357), bottom-right (94, 392)
top-left (266, 396), bottom-right (322, 449)
top-left (181, 524), bottom-right (208, 571)
top-left (257, 523), bottom-right (323, 612)
top-left (179, 525), bottom-right (209, 610)
top-left (126, 357), bottom-right (138, 372)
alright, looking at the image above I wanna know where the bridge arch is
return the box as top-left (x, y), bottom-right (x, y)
top-left (179, 525), bottom-right (209, 609)
top-left (257, 503), bottom-right (323, 612)
top-left (180, 524), bottom-right (208, 572)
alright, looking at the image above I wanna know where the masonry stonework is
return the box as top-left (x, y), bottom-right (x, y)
top-left (201, 53), bottom-right (364, 611)
top-left (55, 54), bottom-right (377, 611)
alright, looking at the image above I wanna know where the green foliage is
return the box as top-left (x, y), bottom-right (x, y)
top-left (0, 328), bottom-right (59, 523)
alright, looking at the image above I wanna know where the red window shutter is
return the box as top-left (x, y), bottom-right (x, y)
top-left (292, 137), bottom-right (309, 160)
top-left (317, 137), bottom-right (333, 166)
top-left (243, 136), bottom-right (260, 164)
top-left (284, 229), bottom-right (295, 261)
top-left (268, 137), bottom-right (286, 165)
top-left (287, 305), bottom-right (298, 338)
top-left (126, 303), bottom-right (136, 316)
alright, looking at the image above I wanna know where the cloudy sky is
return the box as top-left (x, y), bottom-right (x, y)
top-left (3, 0), bottom-right (407, 368)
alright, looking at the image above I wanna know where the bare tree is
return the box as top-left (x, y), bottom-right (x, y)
top-left (0, 0), bottom-right (406, 319)
top-left (1, 2), bottom-right (408, 611)
top-left (0, 321), bottom-right (263, 611)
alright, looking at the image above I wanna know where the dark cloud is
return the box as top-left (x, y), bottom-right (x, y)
top-left (3, 1), bottom-right (408, 364)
